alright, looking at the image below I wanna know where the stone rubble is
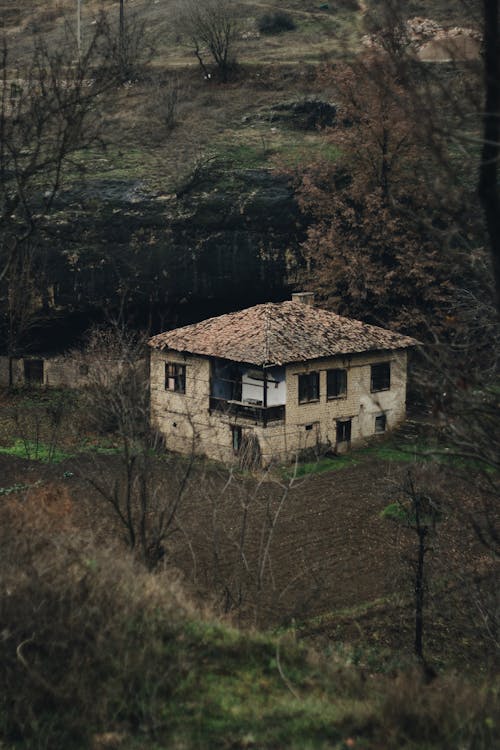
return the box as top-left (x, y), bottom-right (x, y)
top-left (362, 16), bottom-right (482, 56)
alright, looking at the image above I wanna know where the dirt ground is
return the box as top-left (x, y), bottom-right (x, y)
top-left (1, 445), bottom-right (495, 667)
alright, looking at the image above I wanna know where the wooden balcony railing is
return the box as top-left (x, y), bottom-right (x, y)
top-left (209, 397), bottom-right (285, 424)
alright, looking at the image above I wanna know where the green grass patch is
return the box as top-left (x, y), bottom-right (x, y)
top-left (68, 145), bottom-right (160, 184)
top-left (0, 439), bottom-right (71, 463)
top-left (215, 142), bottom-right (271, 169)
top-left (76, 437), bottom-right (123, 456)
top-left (0, 436), bottom-right (122, 463)
top-left (366, 444), bottom-right (423, 462)
top-left (276, 140), bottom-right (340, 167)
top-left (0, 481), bottom-right (41, 496)
top-left (283, 441), bottom-right (437, 479)
top-left (170, 620), bottom-right (367, 749)
top-left (287, 453), bottom-right (357, 478)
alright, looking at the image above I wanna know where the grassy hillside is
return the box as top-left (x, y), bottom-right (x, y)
top-left (1, 499), bottom-right (497, 749)
top-left (0, 0), bottom-right (479, 191)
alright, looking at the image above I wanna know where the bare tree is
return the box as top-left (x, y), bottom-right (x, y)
top-left (147, 73), bottom-right (181, 133)
top-left (478, 0), bottom-right (500, 312)
top-left (382, 469), bottom-right (442, 664)
top-left (108, 6), bottom-right (153, 82)
top-left (75, 326), bottom-right (194, 570)
top-left (0, 19), bottom-right (116, 361)
top-left (175, 0), bottom-right (239, 82)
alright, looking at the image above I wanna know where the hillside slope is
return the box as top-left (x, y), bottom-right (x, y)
top-left (1, 505), bottom-right (497, 749)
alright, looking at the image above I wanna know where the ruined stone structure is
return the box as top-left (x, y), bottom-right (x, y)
top-left (149, 295), bottom-right (417, 466)
top-left (0, 355), bottom-right (90, 388)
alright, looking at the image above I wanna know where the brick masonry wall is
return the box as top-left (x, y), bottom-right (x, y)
top-left (285, 349), bottom-right (407, 452)
top-left (150, 348), bottom-right (409, 466)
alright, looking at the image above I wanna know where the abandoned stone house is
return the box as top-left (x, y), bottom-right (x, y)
top-left (148, 293), bottom-right (418, 465)
top-left (0, 354), bottom-right (90, 388)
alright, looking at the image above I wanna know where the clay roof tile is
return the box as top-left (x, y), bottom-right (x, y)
top-left (148, 301), bottom-right (419, 366)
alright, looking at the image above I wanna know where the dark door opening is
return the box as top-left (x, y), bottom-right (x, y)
top-left (336, 419), bottom-right (351, 444)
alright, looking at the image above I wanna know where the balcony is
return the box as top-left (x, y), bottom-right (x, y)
top-left (209, 397), bottom-right (285, 424)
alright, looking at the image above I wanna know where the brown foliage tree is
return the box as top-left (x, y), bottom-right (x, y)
top-left (297, 60), bottom-right (465, 336)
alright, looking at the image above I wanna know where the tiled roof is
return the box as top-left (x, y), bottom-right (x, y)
top-left (148, 301), bottom-right (418, 366)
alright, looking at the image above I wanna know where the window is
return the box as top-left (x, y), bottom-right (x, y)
top-left (298, 372), bottom-right (319, 403)
top-left (375, 414), bottom-right (387, 433)
top-left (327, 368), bottom-right (347, 399)
top-left (370, 362), bottom-right (390, 392)
top-left (165, 362), bottom-right (186, 393)
top-left (231, 425), bottom-right (242, 453)
top-left (336, 419), bottom-right (351, 444)
top-left (24, 359), bottom-right (44, 384)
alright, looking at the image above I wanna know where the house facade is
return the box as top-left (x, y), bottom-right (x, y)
top-left (148, 294), bottom-right (417, 466)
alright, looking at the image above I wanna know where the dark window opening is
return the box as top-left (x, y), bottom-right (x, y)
top-left (24, 359), bottom-right (44, 384)
top-left (371, 362), bottom-right (390, 392)
top-left (231, 425), bottom-right (242, 453)
top-left (298, 371), bottom-right (320, 403)
top-left (79, 363), bottom-right (89, 376)
top-left (375, 414), bottom-right (387, 433)
top-left (165, 362), bottom-right (186, 393)
top-left (327, 368), bottom-right (347, 399)
top-left (305, 423), bottom-right (314, 431)
top-left (336, 419), bottom-right (351, 444)
top-left (211, 360), bottom-right (241, 401)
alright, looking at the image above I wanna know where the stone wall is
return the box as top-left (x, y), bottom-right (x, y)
top-left (0, 356), bottom-right (89, 388)
top-left (0, 354), bottom-right (146, 389)
top-left (150, 347), bottom-right (409, 466)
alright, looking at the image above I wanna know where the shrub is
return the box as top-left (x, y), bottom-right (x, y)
top-left (0, 491), bottom-right (193, 747)
top-left (378, 669), bottom-right (499, 749)
top-left (257, 11), bottom-right (296, 35)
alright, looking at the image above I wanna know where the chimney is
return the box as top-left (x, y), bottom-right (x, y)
top-left (291, 292), bottom-right (315, 307)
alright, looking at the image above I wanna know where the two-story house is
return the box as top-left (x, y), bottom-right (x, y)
top-left (148, 294), bottom-right (418, 465)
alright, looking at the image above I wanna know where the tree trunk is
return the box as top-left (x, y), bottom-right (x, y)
top-left (414, 527), bottom-right (427, 660)
top-left (478, 0), bottom-right (500, 313)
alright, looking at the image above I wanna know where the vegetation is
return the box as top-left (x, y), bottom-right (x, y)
top-left (1, 497), bottom-right (498, 749)
top-left (257, 11), bottom-right (297, 35)
top-left (174, 0), bottom-right (240, 82)
top-left (0, 1), bottom-right (498, 747)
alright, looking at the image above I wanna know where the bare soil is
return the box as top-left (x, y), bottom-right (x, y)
top-left (1, 444), bottom-right (494, 667)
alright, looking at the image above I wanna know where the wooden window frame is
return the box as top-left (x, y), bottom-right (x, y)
top-left (298, 371), bottom-right (320, 404)
top-left (165, 362), bottom-right (186, 394)
top-left (370, 362), bottom-right (391, 393)
top-left (327, 368), bottom-right (347, 399)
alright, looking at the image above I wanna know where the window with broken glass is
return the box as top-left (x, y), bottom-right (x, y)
top-left (165, 362), bottom-right (186, 393)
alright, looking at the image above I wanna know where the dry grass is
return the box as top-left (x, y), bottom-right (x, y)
top-left (0, 484), bottom-right (194, 748)
top-left (0, 488), bottom-right (497, 749)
